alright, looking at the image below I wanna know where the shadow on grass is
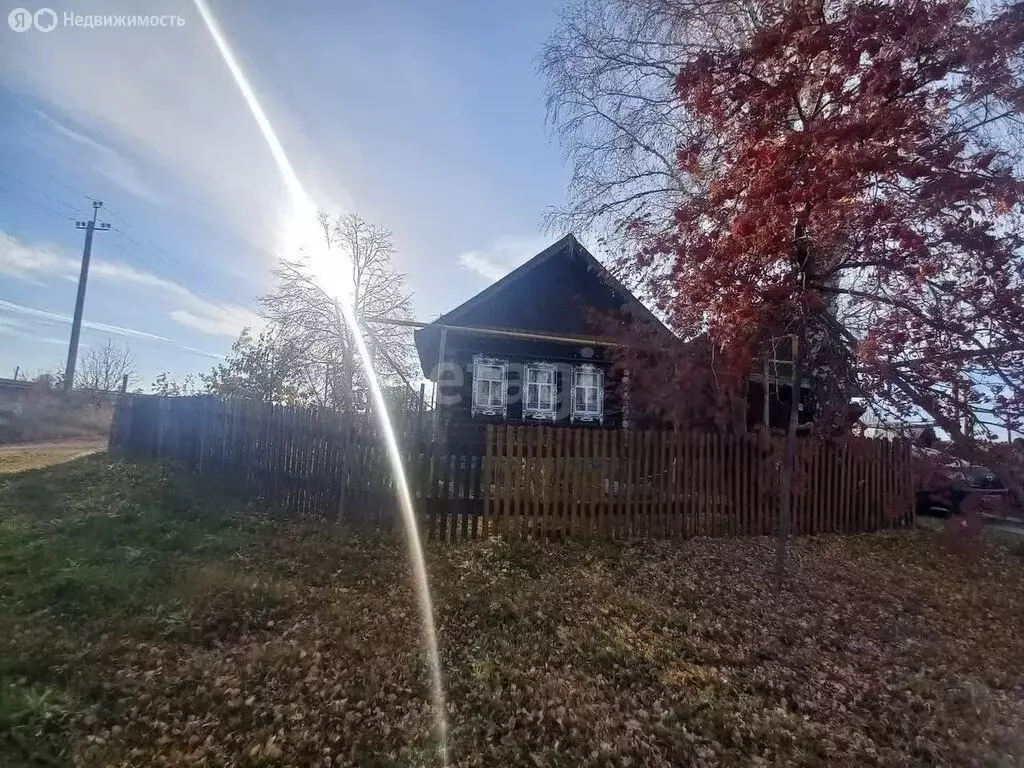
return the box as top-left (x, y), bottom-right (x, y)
top-left (0, 456), bottom-right (323, 762)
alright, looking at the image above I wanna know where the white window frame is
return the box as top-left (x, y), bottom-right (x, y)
top-left (757, 336), bottom-right (804, 385)
top-left (471, 355), bottom-right (508, 417)
top-left (571, 364), bottom-right (604, 424)
top-left (523, 362), bottom-right (557, 421)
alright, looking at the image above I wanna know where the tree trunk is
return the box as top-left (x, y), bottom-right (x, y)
top-left (333, 301), bottom-right (355, 416)
top-left (775, 334), bottom-right (803, 589)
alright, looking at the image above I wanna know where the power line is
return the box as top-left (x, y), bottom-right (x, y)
top-left (0, 184), bottom-right (79, 223)
top-left (107, 225), bottom-right (191, 276)
top-left (0, 182), bottom-right (217, 307)
top-left (0, 175), bottom-right (245, 365)
top-left (0, 150), bottom-right (96, 205)
top-left (0, 166), bottom-right (193, 276)
top-left (0, 147), bottom-right (281, 264)
top-left (102, 205), bottom-right (195, 274)
top-left (0, 168), bottom-right (92, 218)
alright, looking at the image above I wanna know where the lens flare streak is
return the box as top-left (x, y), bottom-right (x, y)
top-left (192, 1), bottom-right (448, 760)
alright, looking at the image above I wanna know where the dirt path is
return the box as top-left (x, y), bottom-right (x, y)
top-left (0, 438), bottom-right (107, 473)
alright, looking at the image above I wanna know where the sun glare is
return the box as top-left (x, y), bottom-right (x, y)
top-left (192, 0), bottom-right (448, 761)
top-left (277, 200), bottom-right (354, 302)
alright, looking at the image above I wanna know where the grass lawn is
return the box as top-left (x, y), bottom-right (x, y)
top-left (2, 457), bottom-right (1024, 767)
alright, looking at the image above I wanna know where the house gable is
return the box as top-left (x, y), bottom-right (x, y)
top-left (414, 234), bottom-right (667, 377)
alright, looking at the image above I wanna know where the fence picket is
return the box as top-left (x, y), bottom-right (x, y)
top-left (818, 440), bottom-right (829, 534)
top-left (553, 427), bottom-right (564, 539)
top-left (517, 427), bottom-right (527, 540)
top-left (602, 434), bottom-right (610, 536)
top-left (582, 429), bottom-right (591, 538)
top-left (715, 432), bottom-right (725, 536)
top-left (794, 442), bottom-right (805, 536)
top-left (726, 434), bottom-right (736, 537)
top-left (532, 427), bottom-right (543, 539)
top-left (507, 426), bottom-right (518, 540)
top-left (110, 398), bottom-right (915, 541)
top-left (872, 439), bottom-right (883, 531)
top-left (544, 427), bottom-right (555, 540)
top-left (700, 433), bottom-right (710, 536)
top-left (677, 432), bottom-right (688, 537)
top-left (655, 431), bottom-right (665, 538)
top-left (809, 441), bottom-right (820, 535)
top-left (740, 435), bottom-right (749, 536)
top-left (664, 431), bottom-right (674, 538)
top-left (524, 429), bottom-right (534, 540)
top-left (705, 432), bottom-right (715, 536)
top-left (482, 426), bottom-right (492, 538)
top-left (597, 429), bottom-right (606, 535)
top-left (499, 426), bottom-right (510, 537)
top-left (668, 433), bottom-right (679, 538)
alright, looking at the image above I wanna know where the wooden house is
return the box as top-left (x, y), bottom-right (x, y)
top-left (414, 234), bottom-right (670, 440)
top-left (413, 234), bottom-right (812, 441)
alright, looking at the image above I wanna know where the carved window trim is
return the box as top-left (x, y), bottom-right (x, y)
top-left (471, 355), bottom-right (507, 418)
top-left (523, 362), bottom-right (557, 421)
top-left (571, 364), bottom-right (604, 424)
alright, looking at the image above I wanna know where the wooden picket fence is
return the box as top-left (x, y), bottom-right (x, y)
top-left (109, 394), bottom-right (431, 529)
top-left (109, 395), bottom-right (914, 541)
top-left (481, 425), bottom-right (914, 539)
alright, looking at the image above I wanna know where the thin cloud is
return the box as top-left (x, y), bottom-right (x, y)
top-left (1, 4), bottom-right (352, 261)
top-left (0, 297), bottom-right (169, 340)
top-left (459, 252), bottom-right (508, 282)
top-left (0, 231), bottom-right (71, 282)
top-left (33, 110), bottom-right (160, 203)
top-left (0, 318), bottom-right (67, 346)
top-left (89, 260), bottom-right (262, 338)
top-left (0, 298), bottom-right (224, 358)
top-left (0, 229), bottom-right (259, 338)
top-left (458, 236), bottom-right (550, 282)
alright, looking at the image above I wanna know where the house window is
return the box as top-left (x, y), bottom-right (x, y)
top-left (524, 363), bottom-right (556, 421)
top-left (571, 365), bottom-right (604, 423)
top-left (765, 356), bottom-right (795, 382)
top-left (760, 337), bottom-right (797, 382)
top-left (471, 356), bottom-right (507, 417)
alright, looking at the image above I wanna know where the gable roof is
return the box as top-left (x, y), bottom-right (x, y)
top-left (414, 234), bottom-right (674, 376)
top-left (433, 233), bottom-right (664, 330)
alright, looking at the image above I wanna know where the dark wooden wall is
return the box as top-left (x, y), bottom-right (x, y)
top-left (437, 332), bottom-right (625, 443)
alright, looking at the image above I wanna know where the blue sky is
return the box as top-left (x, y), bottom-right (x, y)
top-left (0, 0), bottom-right (567, 386)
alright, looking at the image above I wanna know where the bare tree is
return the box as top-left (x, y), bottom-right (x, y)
top-left (541, 0), bottom-right (761, 249)
top-left (77, 340), bottom-right (139, 392)
top-left (259, 211), bottom-right (416, 415)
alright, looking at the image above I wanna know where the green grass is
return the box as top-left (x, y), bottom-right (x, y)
top-left (2, 456), bottom-right (1024, 766)
top-left (0, 457), bottom-right (310, 764)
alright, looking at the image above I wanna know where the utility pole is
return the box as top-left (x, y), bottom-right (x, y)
top-left (64, 201), bottom-right (111, 392)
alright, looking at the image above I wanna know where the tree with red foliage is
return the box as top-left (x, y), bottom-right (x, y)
top-left (600, 0), bottom-right (1023, 494)
top-left (547, 0), bottom-right (1024, 577)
